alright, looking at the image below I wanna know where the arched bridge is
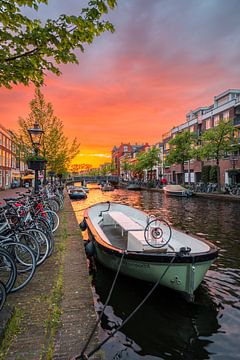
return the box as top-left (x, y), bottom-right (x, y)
top-left (68, 175), bottom-right (119, 184)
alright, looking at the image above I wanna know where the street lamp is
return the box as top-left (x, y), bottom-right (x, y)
top-left (27, 123), bottom-right (44, 193)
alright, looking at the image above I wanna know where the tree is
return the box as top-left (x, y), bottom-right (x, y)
top-left (133, 147), bottom-right (160, 182)
top-left (121, 158), bottom-right (132, 180)
top-left (0, 0), bottom-right (116, 88)
top-left (15, 87), bottom-right (80, 175)
top-left (166, 131), bottom-right (196, 184)
top-left (100, 161), bottom-right (115, 176)
top-left (199, 119), bottom-right (239, 191)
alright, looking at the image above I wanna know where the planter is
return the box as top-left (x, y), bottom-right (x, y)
top-left (27, 160), bottom-right (47, 171)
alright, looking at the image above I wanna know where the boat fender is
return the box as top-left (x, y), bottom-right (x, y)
top-left (79, 219), bottom-right (87, 231)
top-left (179, 247), bottom-right (191, 256)
top-left (85, 240), bottom-right (95, 257)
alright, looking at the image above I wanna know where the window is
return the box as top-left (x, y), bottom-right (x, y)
top-left (223, 110), bottom-right (229, 121)
top-left (205, 119), bottom-right (211, 130)
top-left (123, 146), bottom-right (128, 152)
top-left (213, 115), bottom-right (219, 127)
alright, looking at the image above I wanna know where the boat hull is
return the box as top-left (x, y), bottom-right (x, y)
top-left (88, 231), bottom-right (215, 300)
top-left (69, 193), bottom-right (87, 199)
top-left (84, 201), bottom-right (218, 301)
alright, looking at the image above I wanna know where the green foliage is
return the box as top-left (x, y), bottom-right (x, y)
top-left (201, 165), bottom-right (211, 183)
top-left (166, 131), bottom-right (196, 166)
top-left (100, 161), bottom-right (116, 175)
top-left (133, 147), bottom-right (160, 179)
top-left (199, 120), bottom-right (238, 163)
top-left (15, 88), bottom-right (80, 173)
top-left (0, 0), bottom-right (117, 88)
top-left (209, 165), bottom-right (218, 183)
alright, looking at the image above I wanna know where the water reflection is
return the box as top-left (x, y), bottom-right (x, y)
top-left (93, 264), bottom-right (220, 360)
top-left (72, 186), bottom-right (240, 360)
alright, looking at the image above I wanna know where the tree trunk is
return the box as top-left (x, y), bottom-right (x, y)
top-left (216, 159), bottom-right (221, 192)
top-left (181, 161), bottom-right (185, 185)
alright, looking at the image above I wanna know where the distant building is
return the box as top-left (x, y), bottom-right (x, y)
top-left (112, 143), bottom-right (149, 177)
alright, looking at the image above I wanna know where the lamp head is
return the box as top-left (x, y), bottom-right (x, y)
top-left (27, 123), bottom-right (44, 147)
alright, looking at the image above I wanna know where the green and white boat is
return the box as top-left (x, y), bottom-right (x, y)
top-left (82, 202), bottom-right (218, 301)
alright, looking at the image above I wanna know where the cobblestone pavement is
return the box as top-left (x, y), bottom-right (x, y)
top-left (0, 191), bottom-right (101, 360)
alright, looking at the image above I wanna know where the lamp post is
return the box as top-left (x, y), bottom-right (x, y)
top-left (230, 155), bottom-right (237, 186)
top-left (27, 123), bottom-right (44, 193)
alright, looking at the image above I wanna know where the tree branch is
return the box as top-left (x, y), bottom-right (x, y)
top-left (4, 47), bottom-right (39, 62)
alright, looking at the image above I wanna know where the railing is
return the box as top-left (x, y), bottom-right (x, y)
top-left (72, 175), bottom-right (119, 183)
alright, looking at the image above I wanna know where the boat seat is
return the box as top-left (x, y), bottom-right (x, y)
top-left (128, 230), bottom-right (168, 252)
top-left (108, 211), bottom-right (143, 235)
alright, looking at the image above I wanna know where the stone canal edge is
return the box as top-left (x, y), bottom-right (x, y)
top-left (0, 195), bottom-right (102, 360)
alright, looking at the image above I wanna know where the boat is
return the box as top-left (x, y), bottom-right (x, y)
top-left (81, 202), bottom-right (218, 301)
top-left (81, 186), bottom-right (89, 193)
top-left (127, 183), bottom-right (142, 190)
top-left (101, 182), bottom-right (114, 192)
top-left (163, 184), bottom-right (192, 197)
top-left (68, 187), bottom-right (87, 200)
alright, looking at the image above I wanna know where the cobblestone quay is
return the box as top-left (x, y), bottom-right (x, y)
top-left (0, 192), bottom-right (101, 360)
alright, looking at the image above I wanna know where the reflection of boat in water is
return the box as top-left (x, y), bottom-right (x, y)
top-left (163, 184), bottom-right (192, 197)
top-left (82, 202), bottom-right (218, 300)
top-left (127, 183), bottom-right (142, 190)
top-left (91, 262), bottom-right (220, 360)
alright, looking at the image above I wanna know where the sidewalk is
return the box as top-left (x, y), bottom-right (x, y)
top-left (0, 192), bottom-right (101, 360)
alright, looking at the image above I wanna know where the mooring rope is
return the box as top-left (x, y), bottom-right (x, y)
top-left (74, 250), bottom-right (126, 360)
top-left (74, 253), bottom-right (177, 359)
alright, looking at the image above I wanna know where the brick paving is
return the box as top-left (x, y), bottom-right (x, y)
top-left (0, 190), bottom-right (102, 360)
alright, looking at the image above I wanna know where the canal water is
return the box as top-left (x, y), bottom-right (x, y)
top-left (71, 185), bottom-right (240, 360)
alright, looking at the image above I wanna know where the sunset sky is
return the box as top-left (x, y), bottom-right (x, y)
top-left (1, 0), bottom-right (240, 167)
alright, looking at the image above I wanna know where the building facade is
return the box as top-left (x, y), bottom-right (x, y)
top-left (168, 89), bottom-right (240, 186)
top-left (0, 124), bottom-right (26, 190)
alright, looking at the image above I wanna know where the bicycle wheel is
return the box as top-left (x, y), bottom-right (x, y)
top-left (16, 232), bottom-right (40, 266)
top-left (48, 198), bottom-right (60, 212)
top-left (35, 217), bottom-right (55, 257)
top-left (44, 210), bottom-right (59, 233)
top-left (0, 247), bottom-right (17, 293)
top-left (1, 241), bottom-right (36, 293)
top-left (26, 228), bottom-right (50, 265)
top-left (0, 280), bottom-right (6, 311)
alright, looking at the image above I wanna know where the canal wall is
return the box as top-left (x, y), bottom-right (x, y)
top-left (0, 194), bottom-right (102, 360)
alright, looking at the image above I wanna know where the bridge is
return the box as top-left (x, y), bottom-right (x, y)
top-left (67, 175), bottom-right (119, 184)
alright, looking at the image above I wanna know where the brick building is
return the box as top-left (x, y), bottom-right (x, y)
top-left (112, 143), bottom-right (149, 177)
top-left (0, 123), bottom-right (26, 190)
top-left (168, 89), bottom-right (240, 186)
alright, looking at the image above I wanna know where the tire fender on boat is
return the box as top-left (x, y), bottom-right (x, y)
top-left (85, 240), bottom-right (95, 257)
top-left (79, 218), bottom-right (87, 231)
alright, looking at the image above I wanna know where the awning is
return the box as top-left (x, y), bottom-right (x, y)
top-left (22, 174), bottom-right (34, 180)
